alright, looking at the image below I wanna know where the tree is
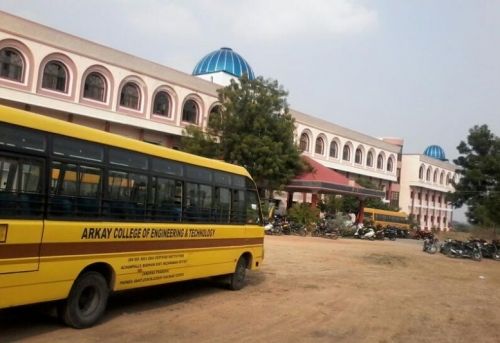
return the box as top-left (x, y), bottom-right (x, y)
top-left (181, 76), bottom-right (304, 195)
top-left (448, 125), bottom-right (500, 228)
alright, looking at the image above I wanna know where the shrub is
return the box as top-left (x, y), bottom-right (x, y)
top-left (287, 203), bottom-right (319, 229)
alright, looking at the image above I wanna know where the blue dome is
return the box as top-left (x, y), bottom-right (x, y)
top-left (424, 145), bottom-right (447, 161)
top-left (192, 47), bottom-right (255, 80)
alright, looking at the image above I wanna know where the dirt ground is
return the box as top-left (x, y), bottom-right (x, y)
top-left (1, 235), bottom-right (499, 343)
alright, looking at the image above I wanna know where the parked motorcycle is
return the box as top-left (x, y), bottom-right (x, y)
top-left (265, 224), bottom-right (283, 235)
top-left (383, 227), bottom-right (397, 241)
top-left (311, 219), bottom-right (340, 239)
top-left (423, 235), bottom-right (439, 254)
top-left (441, 239), bottom-right (482, 261)
top-left (396, 229), bottom-right (409, 239)
top-left (374, 229), bottom-right (385, 240)
top-left (354, 227), bottom-right (375, 240)
top-left (470, 239), bottom-right (500, 261)
top-left (264, 215), bottom-right (284, 235)
top-left (288, 222), bottom-right (307, 236)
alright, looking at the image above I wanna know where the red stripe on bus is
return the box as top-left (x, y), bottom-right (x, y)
top-left (0, 237), bottom-right (264, 259)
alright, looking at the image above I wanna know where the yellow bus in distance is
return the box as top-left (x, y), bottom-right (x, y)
top-left (0, 105), bottom-right (264, 328)
top-left (363, 207), bottom-right (409, 230)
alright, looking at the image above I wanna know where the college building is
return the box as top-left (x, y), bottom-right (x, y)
top-left (0, 11), bottom-right (456, 230)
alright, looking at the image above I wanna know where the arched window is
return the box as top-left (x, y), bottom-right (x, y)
top-left (440, 171), bottom-right (445, 184)
top-left (426, 168), bottom-right (432, 181)
top-left (387, 157), bottom-right (394, 172)
top-left (0, 47), bottom-right (24, 82)
top-left (433, 170), bottom-right (438, 183)
top-left (299, 133), bottom-right (309, 152)
top-left (182, 99), bottom-right (198, 124)
top-left (419, 165), bottom-right (424, 179)
top-left (446, 173), bottom-right (452, 185)
top-left (83, 72), bottom-right (106, 102)
top-left (152, 91), bottom-right (171, 116)
top-left (355, 148), bottom-right (363, 164)
top-left (367, 151), bottom-right (374, 167)
top-left (119, 82), bottom-right (140, 109)
top-left (329, 141), bottom-right (338, 158)
top-left (377, 154), bottom-right (384, 169)
top-left (42, 61), bottom-right (68, 92)
top-left (315, 137), bottom-right (325, 155)
top-left (208, 105), bottom-right (222, 127)
top-left (342, 145), bottom-right (350, 161)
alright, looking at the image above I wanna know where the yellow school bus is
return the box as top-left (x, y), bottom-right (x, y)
top-left (363, 207), bottom-right (409, 230)
top-left (0, 105), bottom-right (264, 328)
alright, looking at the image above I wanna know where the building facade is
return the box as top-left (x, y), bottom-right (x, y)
top-left (399, 147), bottom-right (456, 230)
top-left (0, 11), bottom-right (456, 230)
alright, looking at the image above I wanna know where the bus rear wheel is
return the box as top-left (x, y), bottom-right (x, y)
top-left (59, 271), bottom-right (109, 328)
top-left (228, 256), bottom-right (247, 291)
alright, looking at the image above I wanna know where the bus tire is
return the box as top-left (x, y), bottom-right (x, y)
top-left (60, 271), bottom-right (109, 329)
top-left (228, 256), bottom-right (247, 291)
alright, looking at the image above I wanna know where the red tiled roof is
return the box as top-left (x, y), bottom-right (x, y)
top-left (295, 156), bottom-right (360, 187)
top-left (286, 156), bottom-right (384, 199)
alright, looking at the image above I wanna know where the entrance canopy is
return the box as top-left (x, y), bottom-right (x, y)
top-left (285, 156), bottom-right (385, 199)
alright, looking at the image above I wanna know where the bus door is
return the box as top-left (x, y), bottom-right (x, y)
top-left (0, 155), bottom-right (45, 273)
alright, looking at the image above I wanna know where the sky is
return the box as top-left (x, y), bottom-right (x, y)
top-left (1, 0), bottom-right (499, 221)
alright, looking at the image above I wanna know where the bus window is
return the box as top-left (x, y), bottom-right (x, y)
top-left (80, 166), bottom-right (101, 197)
top-left (49, 162), bottom-right (102, 217)
top-left (231, 189), bottom-right (245, 224)
top-left (152, 158), bottom-right (183, 176)
top-left (199, 184), bottom-right (212, 221)
top-left (149, 177), bottom-right (182, 221)
top-left (106, 170), bottom-right (148, 220)
top-left (109, 148), bottom-right (148, 170)
top-left (0, 157), bottom-right (43, 217)
top-left (214, 187), bottom-right (230, 223)
top-left (0, 125), bottom-right (46, 152)
top-left (50, 162), bottom-right (78, 217)
top-left (186, 165), bottom-right (212, 183)
top-left (53, 137), bottom-right (103, 162)
top-left (184, 182), bottom-right (212, 222)
top-left (246, 190), bottom-right (261, 224)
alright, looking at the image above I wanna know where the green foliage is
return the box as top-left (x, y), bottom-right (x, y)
top-left (287, 203), bottom-right (319, 226)
top-left (340, 196), bottom-right (360, 214)
top-left (448, 125), bottom-right (500, 227)
top-left (181, 125), bottom-right (221, 158)
top-left (355, 177), bottom-right (380, 190)
top-left (318, 195), bottom-right (344, 214)
top-left (181, 76), bottom-right (304, 193)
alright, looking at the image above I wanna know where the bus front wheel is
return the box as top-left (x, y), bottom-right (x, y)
top-left (228, 256), bottom-right (247, 291)
top-left (60, 271), bottom-right (109, 329)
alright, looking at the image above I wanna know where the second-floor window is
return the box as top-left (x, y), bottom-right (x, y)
top-left (182, 99), bottom-right (199, 124)
top-left (153, 91), bottom-right (170, 117)
top-left (0, 47), bottom-right (24, 82)
top-left (42, 61), bottom-right (68, 92)
top-left (83, 72), bottom-right (106, 102)
top-left (120, 82), bottom-right (140, 110)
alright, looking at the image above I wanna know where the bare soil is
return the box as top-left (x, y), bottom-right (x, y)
top-left (1, 236), bottom-right (499, 343)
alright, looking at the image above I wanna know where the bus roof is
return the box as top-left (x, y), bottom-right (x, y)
top-left (0, 105), bottom-right (251, 178)
top-left (364, 207), bottom-right (408, 217)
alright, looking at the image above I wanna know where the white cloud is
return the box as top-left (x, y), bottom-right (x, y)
top-left (109, 0), bottom-right (202, 38)
top-left (226, 0), bottom-right (379, 40)
top-left (102, 0), bottom-right (377, 42)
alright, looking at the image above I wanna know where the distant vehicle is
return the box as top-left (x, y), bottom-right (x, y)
top-left (363, 207), bottom-right (409, 231)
